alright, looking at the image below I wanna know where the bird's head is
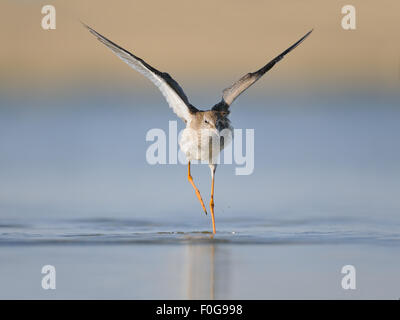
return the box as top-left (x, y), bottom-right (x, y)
top-left (201, 111), bottom-right (218, 129)
top-left (192, 110), bottom-right (229, 132)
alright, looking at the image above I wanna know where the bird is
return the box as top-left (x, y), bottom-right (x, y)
top-left (83, 23), bottom-right (312, 234)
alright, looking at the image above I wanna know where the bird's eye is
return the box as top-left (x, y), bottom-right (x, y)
top-left (204, 120), bottom-right (209, 124)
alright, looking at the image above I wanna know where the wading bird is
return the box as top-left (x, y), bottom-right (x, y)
top-left (83, 24), bottom-right (312, 234)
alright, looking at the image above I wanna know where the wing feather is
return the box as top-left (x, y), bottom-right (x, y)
top-left (216, 30), bottom-right (313, 109)
top-left (83, 23), bottom-right (197, 122)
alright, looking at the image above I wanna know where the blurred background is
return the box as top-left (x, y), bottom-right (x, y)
top-left (0, 0), bottom-right (399, 299)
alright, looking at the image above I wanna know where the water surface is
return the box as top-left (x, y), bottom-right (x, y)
top-left (0, 90), bottom-right (399, 299)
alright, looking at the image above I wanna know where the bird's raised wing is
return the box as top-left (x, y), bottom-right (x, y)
top-left (83, 24), bottom-right (198, 122)
top-left (213, 30), bottom-right (313, 111)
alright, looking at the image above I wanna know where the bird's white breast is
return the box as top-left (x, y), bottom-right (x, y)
top-left (179, 126), bottom-right (233, 163)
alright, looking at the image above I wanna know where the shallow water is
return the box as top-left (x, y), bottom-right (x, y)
top-left (1, 217), bottom-right (400, 299)
top-left (0, 90), bottom-right (399, 299)
top-left (0, 215), bottom-right (399, 299)
top-left (0, 216), bottom-right (399, 246)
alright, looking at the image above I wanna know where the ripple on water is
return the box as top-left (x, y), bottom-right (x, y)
top-left (0, 216), bottom-right (399, 246)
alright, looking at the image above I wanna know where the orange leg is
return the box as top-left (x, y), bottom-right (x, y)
top-left (188, 162), bottom-right (208, 215)
top-left (210, 168), bottom-right (216, 234)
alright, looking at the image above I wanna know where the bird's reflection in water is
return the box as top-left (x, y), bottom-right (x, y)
top-left (185, 239), bottom-right (230, 299)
